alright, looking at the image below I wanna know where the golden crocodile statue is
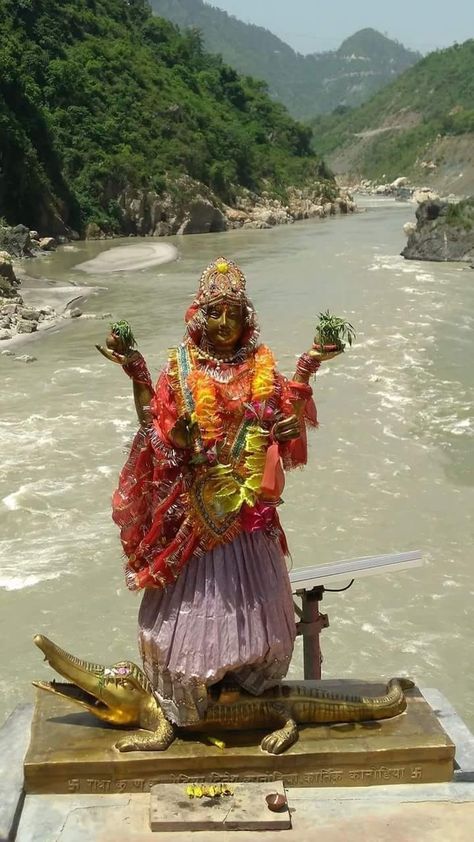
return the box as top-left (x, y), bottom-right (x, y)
top-left (33, 634), bottom-right (414, 755)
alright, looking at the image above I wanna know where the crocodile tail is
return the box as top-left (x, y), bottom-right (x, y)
top-left (356, 677), bottom-right (414, 720)
top-left (293, 677), bottom-right (414, 723)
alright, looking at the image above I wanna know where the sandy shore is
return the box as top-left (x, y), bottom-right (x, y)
top-left (75, 241), bottom-right (178, 274)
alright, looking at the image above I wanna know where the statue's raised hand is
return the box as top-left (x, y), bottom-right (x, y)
top-left (308, 346), bottom-right (343, 363)
top-left (96, 321), bottom-right (153, 425)
top-left (95, 320), bottom-right (138, 365)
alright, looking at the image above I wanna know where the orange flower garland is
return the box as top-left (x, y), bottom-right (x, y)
top-left (186, 345), bottom-right (276, 513)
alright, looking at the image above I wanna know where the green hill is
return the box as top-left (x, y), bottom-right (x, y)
top-left (0, 0), bottom-right (328, 235)
top-left (310, 40), bottom-right (474, 185)
top-left (150, 1), bottom-right (420, 119)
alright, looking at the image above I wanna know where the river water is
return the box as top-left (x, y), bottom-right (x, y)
top-left (1, 200), bottom-right (473, 730)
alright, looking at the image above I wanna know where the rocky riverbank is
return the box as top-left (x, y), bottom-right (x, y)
top-left (86, 177), bottom-right (356, 239)
top-left (1, 180), bottom-right (356, 245)
top-left (0, 252), bottom-right (103, 361)
top-left (0, 224), bottom-right (65, 258)
top-left (402, 198), bottom-right (474, 263)
top-left (0, 225), bottom-right (71, 358)
top-left (0, 253), bottom-right (59, 360)
top-left (341, 176), bottom-right (461, 205)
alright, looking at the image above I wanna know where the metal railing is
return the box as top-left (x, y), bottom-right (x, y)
top-left (290, 551), bottom-right (422, 680)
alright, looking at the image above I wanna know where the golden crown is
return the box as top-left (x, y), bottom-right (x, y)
top-left (197, 257), bottom-right (247, 304)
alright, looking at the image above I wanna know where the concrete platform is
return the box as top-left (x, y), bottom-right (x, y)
top-left (2, 688), bottom-right (474, 841)
top-left (13, 785), bottom-right (474, 842)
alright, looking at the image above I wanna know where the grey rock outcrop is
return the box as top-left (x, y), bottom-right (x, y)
top-left (0, 252), bottom-right (20, 298)
top-left (0, 225), bottom-right (34, 257)
top-left (84, 177), bottom-right (355, 239)
top-left (177, 200), bottom-right (227, 235)
top-left (113, 179), bottom-right (228, 238)
top-left (402, 199), bottom-right (474, 262)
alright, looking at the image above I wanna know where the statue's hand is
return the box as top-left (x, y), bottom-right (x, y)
top-left (272, 414), bottom-right (300, 443)
top-left (309, 347), bottom-right (343, 363)
top-left (95, 330), bottom-right (137, 366)
top-left (95, 344), bottom-right (137, 365)
top-left (169, 416), bottom-right (199, 449)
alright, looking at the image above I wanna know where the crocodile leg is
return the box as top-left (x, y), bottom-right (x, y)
top-left (260, 703), bottom-right (298, 755)
top-left (115, 718), bottom-right (176, 752)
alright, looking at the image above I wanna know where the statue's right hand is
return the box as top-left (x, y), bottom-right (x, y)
top-left (95, 329), bottom-right (136, 365)
top-left (95, 344), bottom-right (130, 365)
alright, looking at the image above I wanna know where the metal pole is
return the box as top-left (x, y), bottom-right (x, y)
top-left (296, 586), bottom-right (329, 680)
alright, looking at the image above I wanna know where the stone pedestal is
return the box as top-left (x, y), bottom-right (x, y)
top-left (24, 682), bottom-right (455, 794)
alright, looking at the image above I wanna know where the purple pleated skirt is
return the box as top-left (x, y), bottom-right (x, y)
top-left (138, 530), bottom-right (296, 725)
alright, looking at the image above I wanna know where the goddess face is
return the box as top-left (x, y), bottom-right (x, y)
top-left (205, 300), bottom-right (244, 354)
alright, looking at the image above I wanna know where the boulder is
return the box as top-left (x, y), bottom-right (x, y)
top-left (29, 230), bottom-right (39, 240)
top-left (0, 252), bottom-right (20, 298)
top-left (16, 318), bottom-right (37, 334)
top-left (251, 207), bottom-right (292, 226)
top-left (225, 207), bottom-right (248, 228)
top-left (1, 302), bottom-right (19, 316)
top-left (85, 223), bottom-right (105, 240)
top-left (391, 177), bottom-right (409, 188)
top-left (0, 224), bottom-right (34, 257)
top-left (14, 354), bottom-right (37, 363)
top-left (18, 308), bottom-right (40, 321)
top-left (39, 237), bottom-right (57, 251)
top-left (177, 200), bottom-right (228, 235)
top-left (242, 220), bottom-right (272, 230)
top-left (413, 187), bottom-right (439, 205)
top-left (0, 328), bottom-right (12, 340)
top-left (402, 199), bottom-right (474, 262)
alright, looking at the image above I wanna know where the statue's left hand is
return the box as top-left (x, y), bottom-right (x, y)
top-left (272, 414), bottom-right (300, 443)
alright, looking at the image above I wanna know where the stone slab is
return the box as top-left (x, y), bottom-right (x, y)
top-left (15, 790), bottom-right (474, 842)
top-left (0, 704), bottom-right (33, 842)
top-left (23, 681), bottom-right (455, 794)
top-left (149, 781), bottom-right (291, 831)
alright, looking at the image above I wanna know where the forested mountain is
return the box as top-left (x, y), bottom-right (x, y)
top-left (150, 1), bottom-right (421, 118)
top-left (0, 0), bottom-right (328, 234)
top-left (310, 40), bottom-right (474, 185)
